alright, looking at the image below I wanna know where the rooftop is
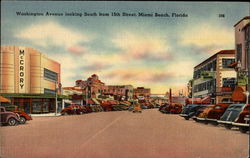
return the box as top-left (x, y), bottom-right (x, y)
top-left (234, 16), bottom-right (250, 27)
top-left (194, 49), bottom-right (235, 69)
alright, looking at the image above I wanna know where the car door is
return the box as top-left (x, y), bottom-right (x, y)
top-left (0, 107), bottom-right (7, 123)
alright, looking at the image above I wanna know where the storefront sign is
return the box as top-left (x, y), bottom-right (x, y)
top-left (19, 48), bottom-right (25, 93)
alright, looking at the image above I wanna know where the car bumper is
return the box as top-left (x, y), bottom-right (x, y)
top-left (179, 114), bottom-right (188, 117)
top-left (217, 120), bottom-right (232, 125)
top-left (196, 117), bottom-right (206, 121)
top-left (205, 118), bottom-right (218, 122)
top-left (232, 122), bottom-right (250, 127)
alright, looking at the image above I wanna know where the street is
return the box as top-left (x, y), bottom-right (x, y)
top-left (0, 109), bottom-right (249, 158)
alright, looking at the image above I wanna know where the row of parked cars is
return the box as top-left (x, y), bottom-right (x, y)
top-left (159, 103), bottom-right (183, 114)
top-left (0, 106), bottom-right (32, 126)
top-left (179, 103), bottom-right (249, 133)
top-left (61, 100), bottom-right (159, 115)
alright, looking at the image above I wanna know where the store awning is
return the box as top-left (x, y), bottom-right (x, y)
top-left (92, 98), bottom-right (100, 105)
top-left (232, 86), bottom-right (246, 102)
top-left (85, 99), bottom-right (95, 105)
top-left (201, 96), bottom-right (211, 104)
top-left (0, 96), bottom-right (11, 103)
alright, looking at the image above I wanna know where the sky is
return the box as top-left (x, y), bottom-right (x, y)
top-left (1, 1), bottom-right (249, 94)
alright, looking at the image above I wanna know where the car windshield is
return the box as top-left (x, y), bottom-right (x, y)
top-left (234, 106), bottom-right (243, 109)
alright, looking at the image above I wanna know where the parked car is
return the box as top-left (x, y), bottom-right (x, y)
top-left (168, 103), bottom-right (183, 114)
top-left (159, 103), bottom-right (170, 113)
top-left (232, 104), bottom-right (250, 133)
top-left (4, 105), bottom-right (32, 124)
top-left (204, 103), bottom-right (230, 125)
top-left (196, 104), bottom-right (216, 123)
top-left (112, 101), bottom-right (130, 111)
top-left (180, 104), bottom-right (206, 120)
top-left (101, 101), bottom-right (114, 111)
top-left (218, 104), bottom-right (248, 129)
top-left (133, 104), bottom-right (142, 113)
top-left (141, 103), bottom-right (148, 109)
top-left (61, 103), bottom-right (88, 115)
top-left (0, 106), bottom-right (20, 126)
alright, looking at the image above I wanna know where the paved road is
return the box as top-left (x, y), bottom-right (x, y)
top-left (0, 109), bottom-right (249, 158)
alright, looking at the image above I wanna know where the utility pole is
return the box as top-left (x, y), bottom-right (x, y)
top-left (55, 81), bottom-right (58, 116)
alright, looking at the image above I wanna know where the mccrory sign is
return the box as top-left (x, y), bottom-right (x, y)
top-left (19, 48), bottom-right (25, 93)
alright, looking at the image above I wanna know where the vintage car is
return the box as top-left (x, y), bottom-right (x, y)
top-left (204, 103), bottom-right (230, 125)
top-left (61, 103), bottom-right (89, 115)
top-left (133, 104), bottom-right (142, 113)
top-left (231, 104), bottom-right (250, 133)
top-left (0, 106), bottom-right (21, 126)
top-left (141, 103), bottom-right (148, 109)
top-left (4, 105), bottom-right (32, 124)
top-left (91, 104), bottom-right (104, 112)
top-left (180, 104), bottom-right (206, 120)
top-left (159, 103), bottom-right (170, 113)
top-left (195, 104), bottom-right (216, 122)
top-left (168, 103), bottom-right (183, 114)
top-left (100, 101), bottom-right (114, 111)
top-left (217, 104), bottom-right (247, 129)
top-left (112, 101), bottom-right (131, 111)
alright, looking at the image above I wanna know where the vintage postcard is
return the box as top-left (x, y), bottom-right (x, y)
top-left (0, 1), bottom-right (249, 158)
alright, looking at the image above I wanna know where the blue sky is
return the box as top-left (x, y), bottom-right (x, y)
top-left (1, 1), bottom-right (249, 94)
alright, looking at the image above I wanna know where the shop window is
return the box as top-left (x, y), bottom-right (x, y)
top-left (222, 78), bottom-right (236, 87)
top-left (44, 68), bottom-right (58, 81)
top-left (236, 44), bottom-right (242, 62)
top-left (222, 59), bottom-right (235, 68)
top-left (44, 88), bottom-right (56, 94)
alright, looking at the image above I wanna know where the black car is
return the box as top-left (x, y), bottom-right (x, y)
top-left (217, 104), bottom-right (247, 129)
top-left (159, 103), bottom-right (170, 113)
top-left (180, 104), bottom-right (207, 120)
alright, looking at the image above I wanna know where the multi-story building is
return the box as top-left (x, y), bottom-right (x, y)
top-left (192, 50), bottom-right (236, 104)
top-left (104, 85), bottom-right (134, 101)
top-left (75, 74), bottom-right (106, 98)
top-left (0, 46), bottom-right (62, 114)
top-left (233, 16), bottom-right (250, 102)
top-left (62, 87), bottom-right (83, 104)
top-left (133, 87), bottom-right (151, 101)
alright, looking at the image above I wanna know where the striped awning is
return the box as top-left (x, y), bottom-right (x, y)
top-left (0, 96), bottom-right (11, 103)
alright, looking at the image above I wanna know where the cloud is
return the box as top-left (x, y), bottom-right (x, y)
top-left (68, 45), bottom-right (88, 55)
top-left (112, 31), bottom-right (172, 61)
top-left (16, 21), bottom-right (88, 49)
top-left (81, 62), bottom-right (112, 71)
top-left (180, 23), bottom-right (234, 54)
top-left (47, 53), bottom-right (84, 87)
top-left (104, 68), bottom-right (174, 83)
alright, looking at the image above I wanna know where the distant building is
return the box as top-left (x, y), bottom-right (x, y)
top-left (0, 46), bottom-right (62, 114)
top-left (104, 85), bottom-right (134, 101)
top-left (62, 87), bottom-right (83, 104)
top-left (192, 50), bottom-right (236, 104)
top-left (75, 74), bottom-right (106, 98)
top-left (233, 16), bottom-right (250, 102)
top-left (150, 94), bottom-right (168, 105)
top-left (133, 87), bottom-right (151, 101)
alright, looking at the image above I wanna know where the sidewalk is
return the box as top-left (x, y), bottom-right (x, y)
top-left (30, 113), bottom-right (61, 117)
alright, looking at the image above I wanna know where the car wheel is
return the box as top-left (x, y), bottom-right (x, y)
top-left (184, 117), bottom-right (189, 120)
top-left (19, 116), bottom-right (26, 124)
top-left (239, 127), bottom-right (248, 133)
top-left (7, 118), bottom-right (17, 126)
top-left (225, 124), bottom-right (232, 129)
top-left (212, 122), bottom-right (218, 126)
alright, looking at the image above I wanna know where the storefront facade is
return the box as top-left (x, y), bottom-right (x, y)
top-left (0, 46), bottom-right (63, 114)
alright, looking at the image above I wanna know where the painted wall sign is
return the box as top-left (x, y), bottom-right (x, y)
top-left (19, 48), bottom-right (25, 93)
